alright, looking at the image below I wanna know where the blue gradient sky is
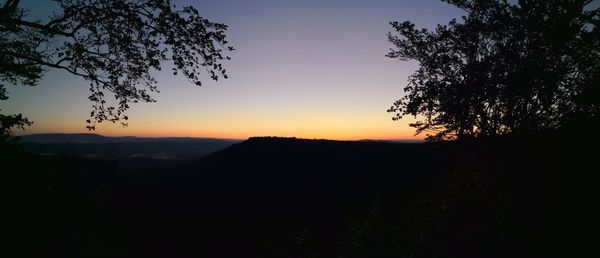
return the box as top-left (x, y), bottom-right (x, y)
top-left (4, 0), bottom-right (465, 139)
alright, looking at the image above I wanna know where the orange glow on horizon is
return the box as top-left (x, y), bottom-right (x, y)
top-left (20, 121), bottom-right (422, 141)
top-left (19, 108), bottom-right (425, 141)
top-left (21, 128), bottom-right (422, 141)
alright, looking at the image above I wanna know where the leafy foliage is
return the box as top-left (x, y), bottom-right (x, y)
top-left (387, 0), bottom-right (600, 140)
top-left (0, 0), bottom-right (233, 131)
top-left (1, 85), bottom-right (31, 140)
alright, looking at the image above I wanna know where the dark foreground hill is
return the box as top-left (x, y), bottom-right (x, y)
top-left (4, 133), bottom-right (598, 257)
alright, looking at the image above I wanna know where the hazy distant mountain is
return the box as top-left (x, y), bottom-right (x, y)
top-left (18, 133), bottom-right (238, 143)
top-left (17, 133), bottom-right (241, 159)
top-left (18, 133), bottom-right (111, 143)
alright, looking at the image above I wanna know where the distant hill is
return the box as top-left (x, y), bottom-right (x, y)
top-left (16, 133), bottom-right (241, 159)
top-left (18, 133), bottom-right (238, 143)
top-left (18, 133), bottom-right (111, 143)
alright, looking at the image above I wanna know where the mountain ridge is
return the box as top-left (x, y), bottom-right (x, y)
top-left (17, 133), bottom-right (240, 143)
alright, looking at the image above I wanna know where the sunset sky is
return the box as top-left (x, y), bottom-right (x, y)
top-left (4, 0), bottom-right (465, 140)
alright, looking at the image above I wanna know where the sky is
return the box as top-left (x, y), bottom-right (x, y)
top-left (4, 0), bottom-right (465, 140)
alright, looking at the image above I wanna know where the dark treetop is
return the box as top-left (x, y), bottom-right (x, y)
top-left (0, 0), bottom-right (233, 136)
top-left (387, 0), bottom-right (600, 140)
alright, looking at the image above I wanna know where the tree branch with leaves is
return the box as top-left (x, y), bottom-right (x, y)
top-left (0, 0), bottom-right (233, 135)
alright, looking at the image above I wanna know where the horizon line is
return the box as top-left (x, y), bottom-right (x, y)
top-left (14, 132), bottom-right (424, 142)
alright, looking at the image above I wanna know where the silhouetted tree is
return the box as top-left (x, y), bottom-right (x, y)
top-left (0, 0), bottom-right (233, 135)
top-left (1, 86), bottom-right (31, 140)
top-left (387, 0), bottom-right (599, 140)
